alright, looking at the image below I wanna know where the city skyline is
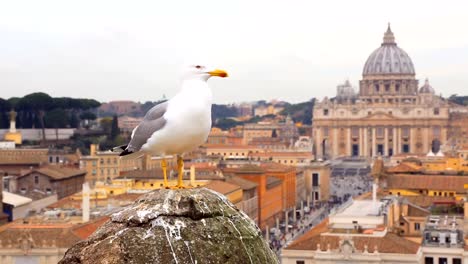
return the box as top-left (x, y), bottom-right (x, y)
top-left (1, 0), bottom-right (468, 103)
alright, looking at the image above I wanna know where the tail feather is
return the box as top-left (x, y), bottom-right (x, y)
top-left (111, 144), bottom-right (128, 153)
top-left (119, 148), bottom-right (135, 157)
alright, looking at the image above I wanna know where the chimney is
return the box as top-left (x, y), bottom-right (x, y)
top-left (90, 144), bottom-right (98, 156)
top-left (82, 182), bottom-right (90, 222)
top-left (190, 165), bottom-right (196, 187)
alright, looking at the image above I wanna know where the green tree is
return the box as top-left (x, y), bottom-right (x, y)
top-left (18, 92), bottom-right (53, 141)
top-left (44, 109), bottom-right (70, 141)
top-left (100, 117), bottom-right (113, 135)
top-left (111, 115), bottom-right (120, 139)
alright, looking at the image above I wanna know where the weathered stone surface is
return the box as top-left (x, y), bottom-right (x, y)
top-left (60, 188), bottom-right (279, 264)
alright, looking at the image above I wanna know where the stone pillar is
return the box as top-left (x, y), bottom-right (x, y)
top-left (410, 128), bottom-right (416, 154)
top-left (363, 127), bottom-right (368, 157)
top-left (397, 127), bottom-right (402, 153)
top-left (315, 128), bottom-right (322, 159)
top-left (359, 127), bottom-right (363, 156)
top-left (384, 127), bottom-right (389, 156)
top-left (371, 127), bottom-right (376, 157)
top-left (333, 127), bottom-right (338, 158)
top-left (265, 225), bottom-right (269, 241)
top-left (346, 128), bottom-right (352, 156)
top-left (300, 202), bottom-right (304, 219)
top-left (393, 127), bottom-right (397, 156)
top-left (285, 211), bottom-right (289, 233)
top-left (82, 182), bottom-right (90, 222)
top-left (276, 217), bottom-right (280, 230)
top-left (292, 207), bottom-right (297, 223)
top-left (441, 127), bottom-right (448, 147)
top-left (423, 126), bottom-right (429, 153)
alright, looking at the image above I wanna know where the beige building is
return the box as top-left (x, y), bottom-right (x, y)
top-left (79, 144), bottom-right (174, 183)
top-left (313, 25), bottom-right (452, 159)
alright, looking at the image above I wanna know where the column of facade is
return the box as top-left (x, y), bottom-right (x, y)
top-left (359, 127), bottom-right (364, 156)
top-left (393, 127), bottom-right (397, 156)
top-left (346, 127), bottom-right (352, 156)
top-left (384, 127), bottom-right (389, 156)
top-left (371, 127), bottom-right (376, 157)
top-left (397, 127), bottom-right (402, 153)
top-left (333, 127), bottom-right (339, 158)
top-left (410, 128), bottom-right (415, 154)
top-left (423, 126), bottom-right (429, 153)
top-left (315, 128), bottom-right (322, 158)
top-left (363, 127), bottom-right (368, 157)
top-left (441, 126), bottom-right (448, 147)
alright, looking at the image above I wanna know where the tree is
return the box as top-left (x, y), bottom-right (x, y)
top-left (18, 92), bottom-right (53, 142)
top-left (111, 115), bottom-right (120, 139)
top-left (100, 117), bottom-right (113, 135)
top-left (0, 98), bottom-right (11, 128)
top-left (44, 109), bottom-right (70, 141)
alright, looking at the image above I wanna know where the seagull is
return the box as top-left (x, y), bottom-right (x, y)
top-left (113, 65), bottom-right (228, 188)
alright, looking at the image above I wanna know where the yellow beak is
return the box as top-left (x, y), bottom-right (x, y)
top-left (208, 69), bottom-right (228, 78)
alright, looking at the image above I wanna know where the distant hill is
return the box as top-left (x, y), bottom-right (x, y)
top-left (449, 95), bottom-right (468, 106)
top-left (279, 99), bottom-right (315, 125)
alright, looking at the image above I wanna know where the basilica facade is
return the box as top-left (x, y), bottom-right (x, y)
top-left (313, 25), bottom-right (451, 159)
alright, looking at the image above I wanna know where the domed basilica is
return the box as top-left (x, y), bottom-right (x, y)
top-left (313, 25), bottom-right (451, 159)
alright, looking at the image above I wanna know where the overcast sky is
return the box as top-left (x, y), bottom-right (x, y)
top-left (1, 0), bottom-right (467, 104)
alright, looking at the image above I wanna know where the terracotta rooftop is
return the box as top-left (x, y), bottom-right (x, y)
top-left (203, 144), bottom-right (262, 150)
top-left (386, 174), bottom-right (468, 193)
top-left (285, 219), bottom-right (420, 254)
top-left (20, 165), bottom-right (87, 180)
top-left (387, 162), bottom-right (422, 173)
top-left (249, 152), bottom-right (313, 157)
top-left (205, 180), bottom-right (241, 196)
top-left (403, 195), bottom-right (458, 208)
top-left (225, 176), bottom-right (258, 190)
top-left (0, 216), bottom-right (107, 249)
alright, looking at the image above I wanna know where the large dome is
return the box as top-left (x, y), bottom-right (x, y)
top-left (362, 25), bottom-right (415, 76)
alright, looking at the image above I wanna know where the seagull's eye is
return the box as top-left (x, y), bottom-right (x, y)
top-left (195, 65), bottom-right (202, 69)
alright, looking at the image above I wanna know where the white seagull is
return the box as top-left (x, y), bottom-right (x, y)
top-left (114, 65), bottom-right (228, 188)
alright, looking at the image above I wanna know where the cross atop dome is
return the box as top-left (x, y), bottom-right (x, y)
top-left (382, 23), bottom-right (396, 45)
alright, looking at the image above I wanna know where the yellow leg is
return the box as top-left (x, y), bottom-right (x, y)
top-left (176, 156), bottom-right (185, 188)
top-left (161, 158), bottom-right (169, 188)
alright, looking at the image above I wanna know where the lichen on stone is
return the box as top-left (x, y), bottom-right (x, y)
top-left (60, 188), bottom-right (279, 264)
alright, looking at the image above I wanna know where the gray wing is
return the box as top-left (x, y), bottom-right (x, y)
top-left (126, 101), bottom-right (169, 152)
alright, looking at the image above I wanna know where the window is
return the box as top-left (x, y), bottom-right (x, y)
top-left (323, 109), bottom-right (329, 116)
top-left (402, 127), bottom-right (410, 138)
top-left (34, 175), bottom-right (39, 184)
top-left (453, 258), bottom-right (462, 264)
top-left (374, 84), bottom-right (380, 92)
top-left (56, 156), bottom-right (60, 163)
top-left (376, 127), bottom-right (384, 138)
top-left (424, 257), bottom-right (434, 264)
top-left (323, 127), bottom-right (329, 137)
top-left (395, 84), bottom-right (400, 92)
top-left (385, 84), bottom-right (390, 92)
top-left (312, 173), bottom-right (319, 187)
top-left (414, 223), bottom-right (420, 230)
top-left (433, 108), bottom-right (440, 115)
top-left (49, 156), bottom-right (53, 163)
top-left (296, 261), bottom-right (305, 264)
top-left (438, 258), bottom-right (447, 264)
top-left (92, 170), bottom-right (96, 175)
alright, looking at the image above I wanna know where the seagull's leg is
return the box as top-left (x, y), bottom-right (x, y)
top-left (176, 155), bottom-right (185, 188)
top-left (161, 158), bottom-right (169, 188)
